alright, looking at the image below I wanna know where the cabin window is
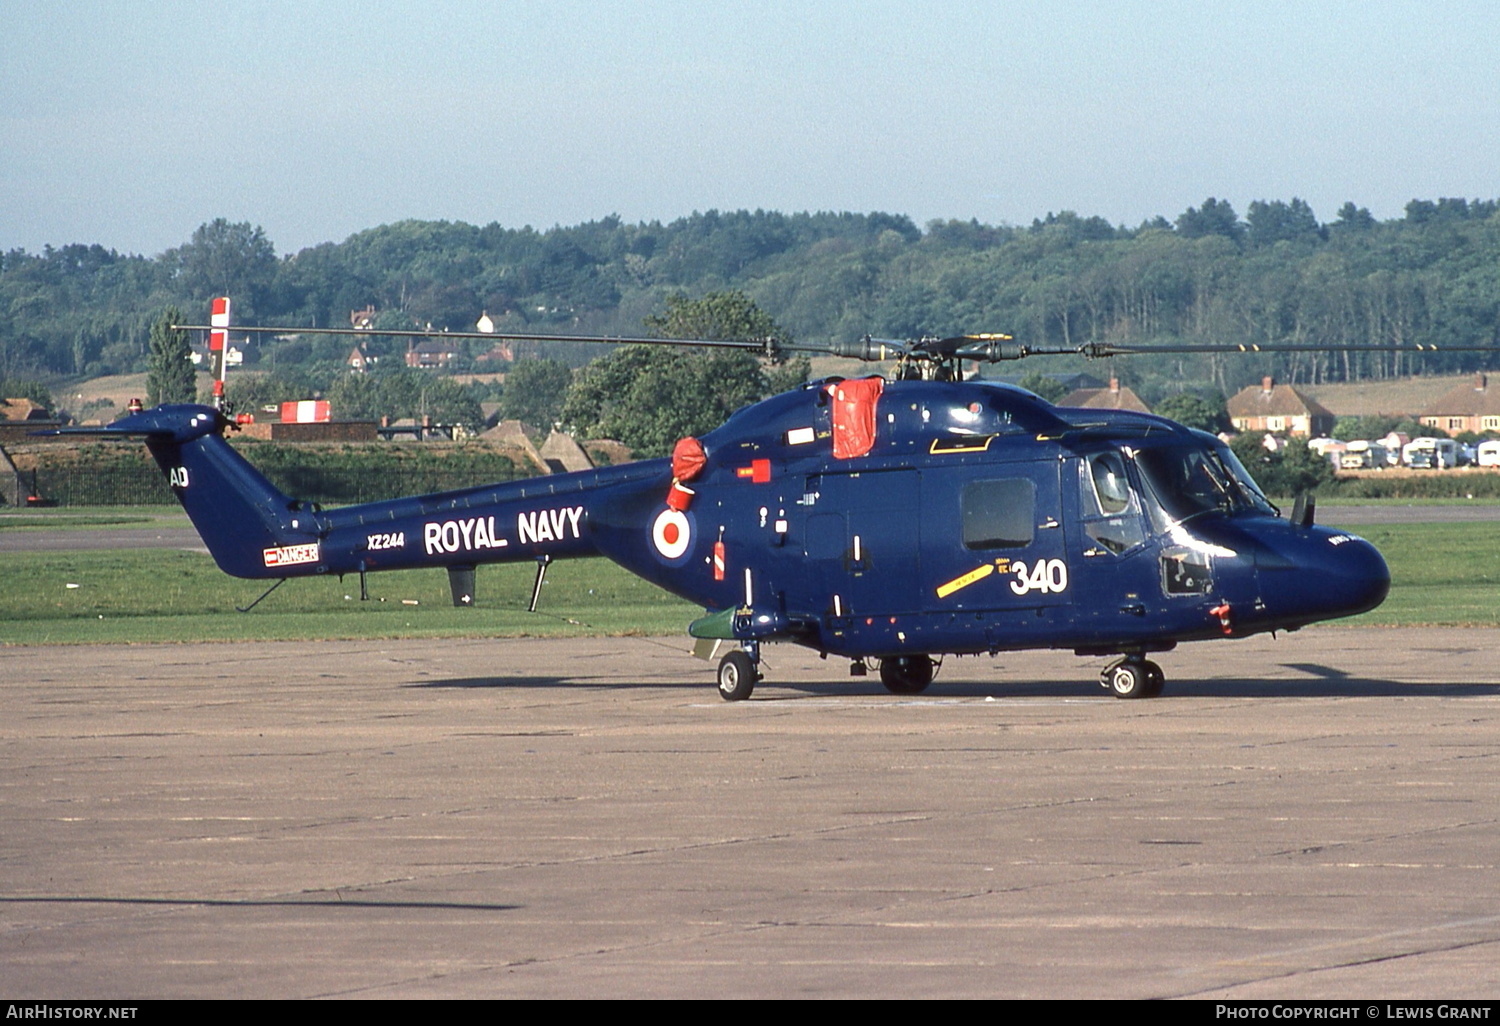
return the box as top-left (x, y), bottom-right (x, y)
top-left (961, 478), bottom-right (1034, 550)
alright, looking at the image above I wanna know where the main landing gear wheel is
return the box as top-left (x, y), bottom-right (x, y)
top-left (1101, 657), bottom-right (1164, 699)
top-left (880, 654), bottom-right (934, 695)
top-left (717, 650), bottom-right (759, 702)
top-left (1143, 661), bottom-right (1165, 698)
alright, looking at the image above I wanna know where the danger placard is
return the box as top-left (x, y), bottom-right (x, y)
top-left (263, 543), bottom-right (320, 567)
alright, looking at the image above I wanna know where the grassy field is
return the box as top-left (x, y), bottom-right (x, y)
top-left (1339, 522), bottom-right (1500, 627)
top-left (0, 551), bottom-right (700, 644)
top-left (2, 519), bottom-right (1497, 644)
top-left (0, 506), bottom-right (175, 531)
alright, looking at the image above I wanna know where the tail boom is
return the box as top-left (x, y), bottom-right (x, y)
top-left (56, 404), bottom-right (663, 580)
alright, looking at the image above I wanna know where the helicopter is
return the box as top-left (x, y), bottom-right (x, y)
top-left (63, 299), bottom-right (1398, 701)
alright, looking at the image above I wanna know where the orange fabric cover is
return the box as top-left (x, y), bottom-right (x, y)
top-left (671, 436), bottom-right (707, 481)
top-left (830, 378), bottom-right (884, 459)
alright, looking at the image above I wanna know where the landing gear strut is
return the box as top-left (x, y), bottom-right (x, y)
top-left (880, 654), bottom-right (934, 695)
top-left (1100, 655), bottom-right (1165, 699)
top-left (717, 643), bottom-right (761, 701)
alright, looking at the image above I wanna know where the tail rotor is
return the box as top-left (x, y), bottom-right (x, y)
top-left (208, 296), bottom-right (231, 411)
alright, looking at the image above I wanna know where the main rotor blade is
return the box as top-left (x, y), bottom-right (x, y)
top-left (172, 323), bottom-right (773, 351)
top-left (955, 339), bottom-right (1500, 362)
top-left (171, 322), bottom-right (926, 363)
top-left (173, 321), bottom-right (1500, 365)
top-left (1073, 341), bottom-right (1500, 358)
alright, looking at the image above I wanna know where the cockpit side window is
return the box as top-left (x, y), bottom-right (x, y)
top-left (1087, 452), bottom-right (1132, 515)
top-left (1078, 453), bottom-right (1146, 555)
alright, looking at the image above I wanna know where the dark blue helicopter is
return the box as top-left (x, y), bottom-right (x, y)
top-left (69, 307), bottom-right (1391, 702)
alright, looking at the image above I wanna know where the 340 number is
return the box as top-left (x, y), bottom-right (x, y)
top-left (1010, 558), bottom-right (1068, 595)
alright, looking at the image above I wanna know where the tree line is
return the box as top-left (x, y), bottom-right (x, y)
top-left (6, 198), bottom-right (1500, 410)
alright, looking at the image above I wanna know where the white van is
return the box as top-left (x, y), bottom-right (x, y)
top-left (1339, 440), bottom-right (1389, 470)
top-left (1403, 437), bottom-right (1458, 469)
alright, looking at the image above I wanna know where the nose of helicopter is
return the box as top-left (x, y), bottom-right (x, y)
top-left (1317, 532), bottom-right (1390, 616)
top-left (1259, 528), bottom-right (1390, 623)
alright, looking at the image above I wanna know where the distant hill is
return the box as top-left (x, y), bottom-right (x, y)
top-left (8, 201), bottom-right (1500, 403)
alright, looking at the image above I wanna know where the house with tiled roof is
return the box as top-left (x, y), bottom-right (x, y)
top-left (1420, 373), bottom-right (1500, 436)
top-left (476, 342), bottom-right (516, 364)
top-left (1058, 377), bottom-right (1151, 413)
top-left (405, 339), bottom-right (458, 369)
top-left (0, 398), bottom-right (63, 449)
top-left (1227, 377), bottom-right (1334, 438)
top-left (0, 398), bottom-right (50, 421)
top-left (347, 343), bottom-right (377, 373)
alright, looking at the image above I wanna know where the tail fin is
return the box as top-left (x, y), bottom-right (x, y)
top-left (51, 405), bottom-right (322, 578)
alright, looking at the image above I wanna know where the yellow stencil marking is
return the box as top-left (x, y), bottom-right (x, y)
top-left (929, 435), bottom-right (995, 455)
top-left (936, 563), bottom-right (994, 599)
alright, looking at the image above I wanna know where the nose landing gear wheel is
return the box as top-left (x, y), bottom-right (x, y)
top-left (717, 650), bottom-right (759, 701)
top-left (880, 654), bottom-right (934, 695)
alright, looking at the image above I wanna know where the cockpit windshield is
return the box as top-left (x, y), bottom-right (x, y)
top-left (1134, 443), bottom-right (1278, 523)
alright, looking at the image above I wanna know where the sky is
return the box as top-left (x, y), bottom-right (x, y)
top-left (3, 0), bottom-right (1498, 258)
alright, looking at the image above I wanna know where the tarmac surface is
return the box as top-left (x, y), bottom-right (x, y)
top-left (0, 525), bottom-right (207, 552)
top-left (0, 510), bottom-right (206, 553)
top-left (4, 630), bottom-right (1500, 999)
top-left (1322, 503), bottom-right (1500, 524)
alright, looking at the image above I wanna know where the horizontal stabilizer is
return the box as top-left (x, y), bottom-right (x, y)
top-left (39, 405), bottom-right (228, 443)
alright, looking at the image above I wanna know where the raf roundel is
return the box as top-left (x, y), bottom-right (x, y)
top-left (651, 508), bottom-right (692, 561)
